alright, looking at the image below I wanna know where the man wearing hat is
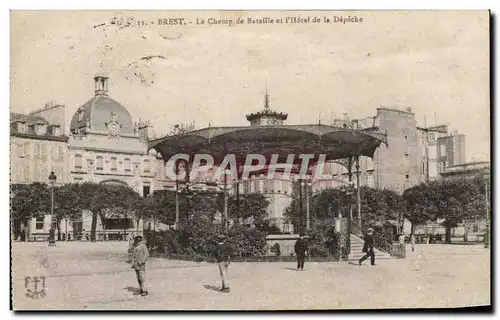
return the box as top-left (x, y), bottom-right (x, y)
top-left (214, 234), bottom-right (233, 292)
top-left (359, 228), bottom-right (375, 266)
top-left (131, 235), bottom-right (149, 296)
top-left (294, 233), bottom-right (309, 271)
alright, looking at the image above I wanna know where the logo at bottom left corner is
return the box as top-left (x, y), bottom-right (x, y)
top-left (25, 276), bottom-right (46, 299)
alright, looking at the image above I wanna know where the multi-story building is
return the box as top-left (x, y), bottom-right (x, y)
top-left (10, 105), bottom-right (69, 240)
top-left (417, 125), bottom-right (449, 182)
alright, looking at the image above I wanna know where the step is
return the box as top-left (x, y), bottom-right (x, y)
top-left (349, 234), bottom-right (395, 259)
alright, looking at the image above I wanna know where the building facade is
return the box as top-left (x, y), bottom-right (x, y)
top-left (10, 106), bottom-right (69, 240)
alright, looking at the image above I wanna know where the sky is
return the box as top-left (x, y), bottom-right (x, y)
top-left (10, 10), bottom-right (490, 162)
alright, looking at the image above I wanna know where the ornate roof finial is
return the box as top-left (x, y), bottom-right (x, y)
top-left (264, 79), bottom-right (270, 110)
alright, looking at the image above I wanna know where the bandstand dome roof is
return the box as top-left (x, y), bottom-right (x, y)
top-left (149, 124), bottom-right (388, 165)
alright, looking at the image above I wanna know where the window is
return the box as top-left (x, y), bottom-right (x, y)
top-left (440, 144), bottom-right (446, 157)
top-left (124, 158), bottom-right (131, 172)
top-left (110, 157), bottom-right (117, 172)
top-left (404, 135), bottom-right (408, 140)
top-left (23, 142), bottom-right (30, 157)
top-left (473, 224), bottom-right (479, 233)
top-left (421, 161), bottom-right (426, 174)
top-left (39, 167), bottom-right (47, 183)
top-left (243, 180), bottom-right (250, 194)
top-left (74, 154), bottom-right (83, 169)
top-left (405, 173), bottom-right (410, 180)
top-left (86, 159), bottom-right (93, 171)
top-left (22, 166), bottom-right (30, 182)
top-left (143, 159), bottom-right (150, 173)
top-left (78, 110), bottom-right (84, 121)
top-left (143, 185), bottom-right (150, 198)
top-left (35, 216), bottom-right (44, 230)
top-left (96, 156), bottom-right (103, 171)
top-left (34, 143), bottom-right (41, 158)
top-left (441, 161), bottom-right (447, 172)
top-left (367, 175), bottom-right (375, 188)
top-left (263, 177), bottom-right (270, 192)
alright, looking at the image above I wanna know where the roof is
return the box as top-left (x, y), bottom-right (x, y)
top-left (70, 95), bottom-right (134, 134)
top-left (10, 113), bottom-right (49, 125)
top-left (149, 124), bottom-right (388, 165)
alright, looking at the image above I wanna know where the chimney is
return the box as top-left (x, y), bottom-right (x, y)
top-left (138, 119), bottom-right (150, 142)
top-left (94, 73), bottom-right (109, 95)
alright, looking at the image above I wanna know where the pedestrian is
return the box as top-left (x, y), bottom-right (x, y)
top-left (214, 234), bottom-right (233, 292)
top-left (410, 234), bottom-right (416, 252)
top-left (294, 233), bottom-right (308, 271)
top-left (359, 228), bottom-right (375, 266)
top-left (131, 235), bottom-right (149, 296)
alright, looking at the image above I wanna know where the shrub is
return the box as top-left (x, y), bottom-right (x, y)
top-left (227, 225), bottom-right (267, 258)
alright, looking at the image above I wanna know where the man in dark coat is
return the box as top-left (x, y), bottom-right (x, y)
top-left (214, 234), bottom-right (233, 292)
top-left (359, 228), bottom-right (375, 266)
top-left (294, 233), bottom-right (308, 271)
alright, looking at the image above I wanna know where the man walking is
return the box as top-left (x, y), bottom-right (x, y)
top-left (131, 235), bottom-right (149, 296)
top-left (294, 233), bottom-right (308, 271)
top-left (410, 234), bottom-right (416, 252)
top-left (359, 228), bottom-right (375, 266)
top-left (214, 234), bottom-right (232, 292)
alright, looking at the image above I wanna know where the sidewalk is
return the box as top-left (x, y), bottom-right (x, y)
top-left (11, 242), bottom-right (490, 310)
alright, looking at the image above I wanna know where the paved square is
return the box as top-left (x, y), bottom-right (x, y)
top-left (11, 242), bottom-right (490, 310)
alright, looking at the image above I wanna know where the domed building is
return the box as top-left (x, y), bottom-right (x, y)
top-left (65, 74), bottom-right (167, 239)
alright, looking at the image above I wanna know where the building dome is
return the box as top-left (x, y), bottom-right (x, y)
top-left (70, 74), bottom-right (134, 135)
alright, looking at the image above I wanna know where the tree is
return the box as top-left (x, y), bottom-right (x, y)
top-left (51, 183), bottom-right (85, 239)
top-left (11, 183), bottom-right (51, 241)
top-left (403, 182), bottom-right (436, 234)
top-left (359, 187), bottom-right (404, 231)
top-left (404, 177), bottom-right (488, 244)
top-left (222, 193), bottom-right (270, 225)
top-left (73, 182), bottom-right (143, 241)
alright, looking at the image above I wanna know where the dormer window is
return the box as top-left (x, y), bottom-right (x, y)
top-left (52, 126), bottom-right (60, 136)
top-left (16, 122), bottom-right (26, 133)
top-left (78, 110), bottom-right (84, 121)
top-left (36, 124), bottom-right (46, 135)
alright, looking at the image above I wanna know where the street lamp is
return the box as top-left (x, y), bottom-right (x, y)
top-left (48, 171), bottom-right (57, 246)
top-left (223, 169), bottom-right (231, 233)
top-left (300, 176), bottom-right (313, 231)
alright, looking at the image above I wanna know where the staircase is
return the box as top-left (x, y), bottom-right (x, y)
top-left (348, 234), bottom-right (393, 262)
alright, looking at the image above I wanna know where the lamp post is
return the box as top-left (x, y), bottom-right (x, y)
top-left (174, 163), bottom-right (180, 229)
top-left (301, 176), bottom-right (312, 231)
top-left (48, 171), bottom-right (57, 246)
top-left (484, 171), bottom-right (490, 249)
top-left (223, 169), bottom-right (231, 233)
top-left (355, 157), bottom-right (362, 233)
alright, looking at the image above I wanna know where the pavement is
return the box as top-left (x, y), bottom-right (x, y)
top-left (11, 241), bottom-right (491, 310)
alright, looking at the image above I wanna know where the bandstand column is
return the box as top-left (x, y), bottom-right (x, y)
top-left (355, 156), bottom-right (362, 232)
top-left (175, 161), bottom-right (180, 229)
top-left (298, 178), bottom-right (303, 234)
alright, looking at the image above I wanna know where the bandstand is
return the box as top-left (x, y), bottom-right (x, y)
top-left (149, 92), bottom-right (387, 245)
